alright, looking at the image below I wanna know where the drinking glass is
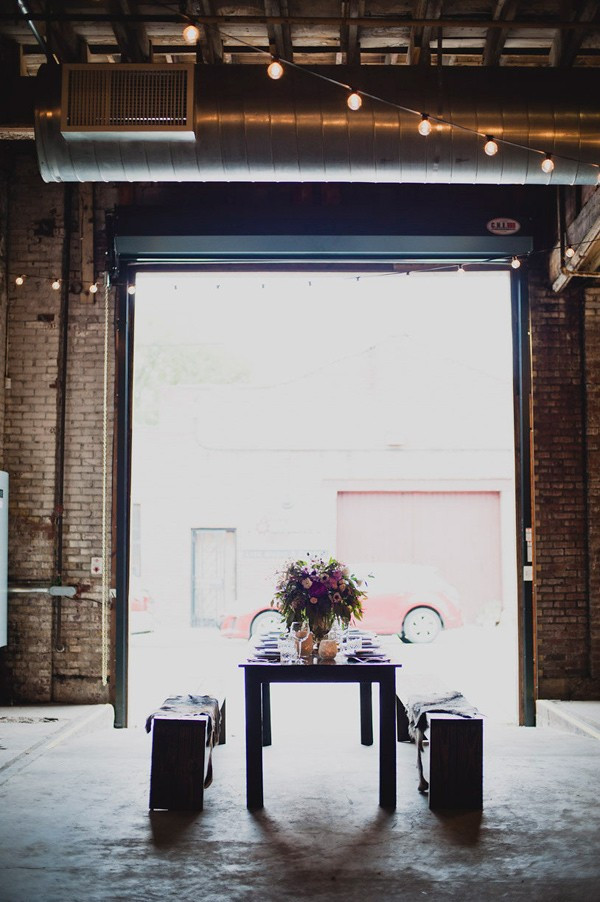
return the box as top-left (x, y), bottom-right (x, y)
top-left (289, 621), bottom-right (308, 661)
top-left (277, 632), bottom-right (295, 664)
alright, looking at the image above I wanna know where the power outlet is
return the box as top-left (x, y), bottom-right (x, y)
top-left (91, 557), bottom-right (103, 576)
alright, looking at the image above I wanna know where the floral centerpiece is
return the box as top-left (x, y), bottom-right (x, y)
top-left (272, 556), bottom-right (366, 642)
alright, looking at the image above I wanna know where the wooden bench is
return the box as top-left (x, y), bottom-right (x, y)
top-left (148, 696), bottom-right (226, 811)
top-left (397, 693), bottom-right (483, 810)
top-left (419, 713), bottom-right (483, 810)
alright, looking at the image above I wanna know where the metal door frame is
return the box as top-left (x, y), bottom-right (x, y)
top-left (114, 260), bottom-right (533, 728)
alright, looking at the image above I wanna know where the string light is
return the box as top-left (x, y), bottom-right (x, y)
top-left (457, 264), bottom-right (465, 274)
top-left (15, 275), bottom-right (25, 286)
top-left (511, 256), bottom-right (521, 269)
top-left (347, 91), bottom-right (362, 111)
top-left (484, 136), bottom-right (499, 157)
top-left (127, 284), bottom-right (136, 295)
top-left (267, 58), bottom-right (284, 80)
top-left (541, 154), bottom-right (555, 174)
top-left (182, 23), bottom-right (200, 44)
top-left (211, 26), bottom-right (600, 179)
top-left (565, 246), bottom-right (575, 259)
top-left (418, 114), bottom-right (432, 136)
top-left (51, 279), bottom-right (61, 290)
top-left (89, 282), bottom-right (99, 294)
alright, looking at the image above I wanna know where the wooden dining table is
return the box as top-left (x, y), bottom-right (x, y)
top-left (240, 654), bottom-right (402, 810)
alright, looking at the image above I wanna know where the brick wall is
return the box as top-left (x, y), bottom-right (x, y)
top-left (0, 142), bottom-right (599, 707)
top-left (529, 262), bottom-right (600, 699)
top-left (0, 145), bottom-right (115, 704)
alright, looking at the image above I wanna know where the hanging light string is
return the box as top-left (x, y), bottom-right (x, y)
top-left (205, 25), bottom-right (600, 180)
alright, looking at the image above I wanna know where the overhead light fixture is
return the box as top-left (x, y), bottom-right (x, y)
top-left (484, 136), bottom-right (499, 156)
top-left (541, 153), bottom-right (555, 174)
top-left (89, 282), bottom-right (99, 294)
top-left (511, 256), bottom-right (521, 269)
top-left (182, 23), bottom-right (200, 44)
top-left (267, 58), bottom-right (284, 80)
top-left (418, 114), bottom-right (432, 136)
top-left (15, 275), bottom-right (25, 286)
top-left (347, 91), bottom-right (362, 111)
top-left (127, 284), bottom-right (136, 296)
top-left (565, 245), bottom-right (575, 259)
top-left (51, 279), bottom-right (61, 290)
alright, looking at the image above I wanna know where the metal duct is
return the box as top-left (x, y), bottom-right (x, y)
top-left (35, 63), bottom-right (600, 185)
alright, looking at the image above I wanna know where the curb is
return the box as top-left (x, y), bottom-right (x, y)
top-left (536, 700), bottom-right (600, 742)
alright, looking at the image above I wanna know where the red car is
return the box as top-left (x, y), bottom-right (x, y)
top-left (220, 563), bottom-right (462, 644)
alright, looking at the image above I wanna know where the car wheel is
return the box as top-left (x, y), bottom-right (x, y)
top-left (401, 607), bottom-right (442, 644)
top-left (250, 610), bottom-right (283, 637)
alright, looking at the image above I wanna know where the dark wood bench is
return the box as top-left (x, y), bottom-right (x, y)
top-left (397, 693), bottom-right (483, 810)
top-left (148, 696), bottom-right (226, 811)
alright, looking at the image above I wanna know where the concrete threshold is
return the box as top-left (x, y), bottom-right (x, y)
top-left (0, 704), bottom-right (114, 782)
top-left (536, 699), bottom-right (600, 741)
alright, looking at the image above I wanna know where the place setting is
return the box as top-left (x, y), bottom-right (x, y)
top-left (246, 556), bottom-right (391, 665)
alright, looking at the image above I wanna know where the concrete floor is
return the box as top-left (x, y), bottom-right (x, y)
top-left (1, 691), bottom-right (600, 902)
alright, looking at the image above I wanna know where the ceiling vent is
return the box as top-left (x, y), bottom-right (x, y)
top-left (60, 64), bottom-right (195, 141)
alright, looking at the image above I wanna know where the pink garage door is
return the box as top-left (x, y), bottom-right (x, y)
top-left (337, 491), bottom-right (502, 625)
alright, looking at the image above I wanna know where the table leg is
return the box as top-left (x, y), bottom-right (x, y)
top-left (262, 682), bottom-right (272, 747)
top-left (360, 682), bottom-right (373, 746)
top-left (244, 671), bottom-right (264, 809)
top-left (379, 673), bottom-right (397, 810)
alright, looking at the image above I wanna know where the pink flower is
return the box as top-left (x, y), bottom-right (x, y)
top-left (309, 596), bottom-right (318, 604)
top-left (333, 592), bottom-right (342, 603)
top-left (328, 577), bottom-right (338, 588)
top-left (333, 570), bottom-right (343, 580)
top-left (301, 578), bottom-right (313, 589)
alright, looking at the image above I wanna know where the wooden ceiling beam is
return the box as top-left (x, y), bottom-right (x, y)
top-left (0, 35), bottom-right (24, 77)
top-left (407, 0), bottom-right (443, 66)
top-left (27, 0), bottom-right (87, 62)
top-left (340, 0), bottom-right (364, 66)
top-left (265, 0), bottom-right (293, 62)
top-left (549, 0), bottom-right (598, 68)
top-left (482, 0), bottom-right (519, 66)
top-left (108, 0), bottom-right (151, 63)
top-left (199, 0), bottom-right (223, 64)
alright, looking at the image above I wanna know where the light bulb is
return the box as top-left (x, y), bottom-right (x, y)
top-left (51, 279), bottom-right (61, 290)
top-left (182, 23), bottom-right (200, 44)
top-left (511, 256), bottom-right (521, 269)
top-left (484, 136), bottom-right (498, 156)
top-left (418, 114), bottom-right (431, 136)
top-left (541, 154), bottom-right (555, 174)
top-left (89, 282), bottom-right (98, 294)
top-left (565, 245), bottom-right (575, 259)
top-left (127, 284), bottom-right (136, 295)
top-left (15, 275), bottom-right (24, 286)
top-left (457, 264), bottom-right (465, 275)
top-left (347, 91), bottom-right (362, 111)
top-left (267, 59), bottom-right (284, 80)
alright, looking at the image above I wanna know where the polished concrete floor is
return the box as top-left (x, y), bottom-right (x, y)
top-left (1, 690), bottom-right (600, 902)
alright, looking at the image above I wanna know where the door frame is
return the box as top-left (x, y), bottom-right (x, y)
top-left (113, 260), bottom-right (532, 728)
